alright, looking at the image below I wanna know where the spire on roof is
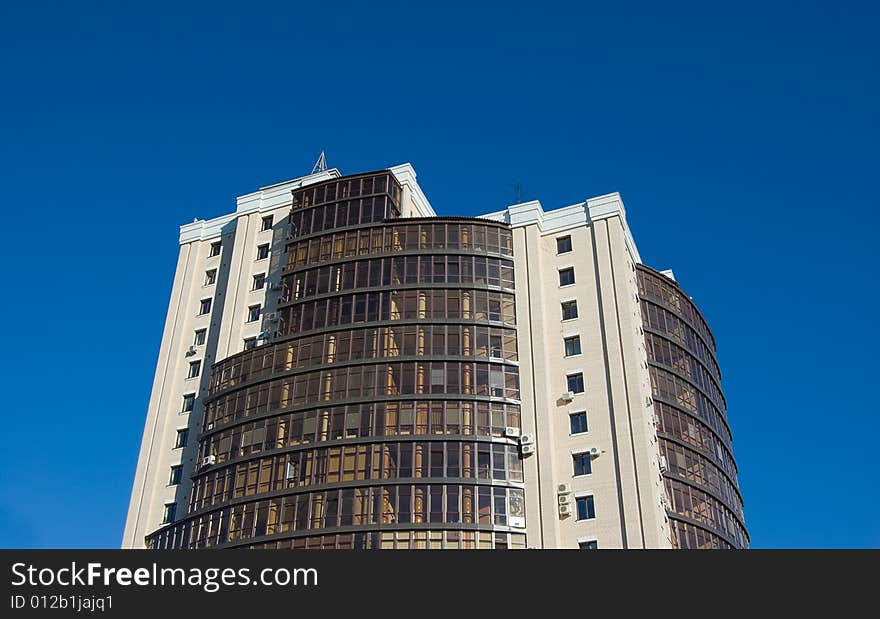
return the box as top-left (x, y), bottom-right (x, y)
top-left (311, 151), bottom-right (327, 174)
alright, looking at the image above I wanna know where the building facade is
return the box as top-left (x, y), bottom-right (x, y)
top-left (124, 163), bottom-right (747, 550)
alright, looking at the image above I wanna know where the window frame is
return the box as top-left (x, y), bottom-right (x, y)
top-left (187, 360), bottom-right (201, 379)
top-left (198, 298), bottom-right (212, 316)
top-left (561, 299), bottom-right (578, 321)
top-left (261, 215), bottom-right (274, 232)
top-left (572, 451), bottom-right (592, 477)
top-left (163, 503), bottom-right (177, 524)
top-left (558, 267), bottom-right (575, 287)
top-left (208, 241), bottom-right (221, 257)
top-left (575, 494), bottom-right (595, 521)
top-left (566, 372), bottom-right (585, 394)
top-left (174, 428), bottom-right (189, 448)
top-left (563, 334), bottom-right (582, 357)
top-left (569, 411), bottom-right (588, 435)
top-left (247, 304), bottom-right (261, 323)
top-left (556, 235), bottom-right (573, 254)
top-left (181, 393), bottom-right (196, 413)
top-left (256, 244), bottom-right (270, 261)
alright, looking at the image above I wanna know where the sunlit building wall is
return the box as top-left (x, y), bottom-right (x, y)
top-left (124, 164), bottom-right (747, 549)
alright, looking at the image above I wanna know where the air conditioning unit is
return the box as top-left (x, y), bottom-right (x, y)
top-left (589, 447), bottom-right (602, 458)
top-left (509, 516), bottom-right (526, 529)
top-left (266, 312), bottom-right (279, 321)
top-left (558, 494), bottom-right (571, 505)
top-left (285, 462), bottom-right (297, 481)
top-left (206, 422), bottom-right (214, 430)
top-left (270, 281), bottom-right (283, 291)
top-left (518, 433), bottom-right (535, 445)
top-left (558, 503), bottom-right (572, 516)
top-left (504, 426), bottom-right (521, 438)
top-left (520, 444), bottom-right (536, 456)
top-left (201, 455), bottom-right (216, 467)
top-left (557, 483), bottom-right (572, 495)
top-left (185, 345), bottom-right (198, 356)
top-left (659, 455), bottom-right (668, 473)
top-left (561, 391), bottom-right (575, 402)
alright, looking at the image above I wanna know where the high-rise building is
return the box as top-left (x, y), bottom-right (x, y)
top-left (123, 162), bottom-right (747, 550)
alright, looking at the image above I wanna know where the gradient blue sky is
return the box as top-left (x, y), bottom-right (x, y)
top-left (1, 1), bottom-right (877, 548)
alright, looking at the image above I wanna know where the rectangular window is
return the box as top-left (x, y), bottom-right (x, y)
top-left (578, 540), bottom-right (598, 550)
top-left (187, 361), bottom-right (201, 379)
top-left (569, 411), bottom-right (588, 434)
top-left (168, 465), bottom-right (183, 486)
top-left (163, 503), bottom-right (177, 524)
top-left (247, 305), bottom-right (261, 323)
top-left (256, 244), bottom-right (270, 260)
top-left (174, 429), bottom-right (188, 448)
top-left (564, 335), bottom-right (582, 357)
top-left (204, 269), bottom-right (217, 286)
top-left (252, 273), bottom-right (266, 290)
top-left (562, 300), bottom-right (578, 321)
top-left (573, 453), bottom-right (592, 476)
top-left (559, 267), bottom-right (575, 286)
top-left (209, 242), bottom-right (221, 257)
top-left (181, 394), bottom-right (195, 413)
top-left (576, 495), bottom-right (595, 521)
top-left (556, 235), bottom-right (572, 254)
top-left (199, 299), bottom-right (212, 315)
top-left (261, 215), bottom-right (274, 231)
top-left (244, 337), bottom-right (257, 350)
top-left (567, 373), bottom-right (585, 394)
top-left (193, 329), bottom-right (206, 346)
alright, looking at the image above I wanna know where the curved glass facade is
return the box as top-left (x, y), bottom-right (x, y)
top-left (637, 265), bottom-right (749, 549)
top-left (146, 171), bottom-right (526, 549)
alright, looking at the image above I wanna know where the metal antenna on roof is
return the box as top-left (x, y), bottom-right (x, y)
top-left (311, 151), bottom-right (327, 174)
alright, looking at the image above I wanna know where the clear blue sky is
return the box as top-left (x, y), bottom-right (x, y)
top-left (0, 1), bottom-right (877, 549)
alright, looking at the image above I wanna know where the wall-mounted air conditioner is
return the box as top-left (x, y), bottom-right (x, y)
top-left (504, 426), bottom-right (521, 438)
top-left (509, 516), bottom-right (526, 529)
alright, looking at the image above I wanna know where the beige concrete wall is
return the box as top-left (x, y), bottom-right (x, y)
top-left (509, 201), bottom-right (671, 549)
top-left (122, 205), bottom-right (290, 548)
